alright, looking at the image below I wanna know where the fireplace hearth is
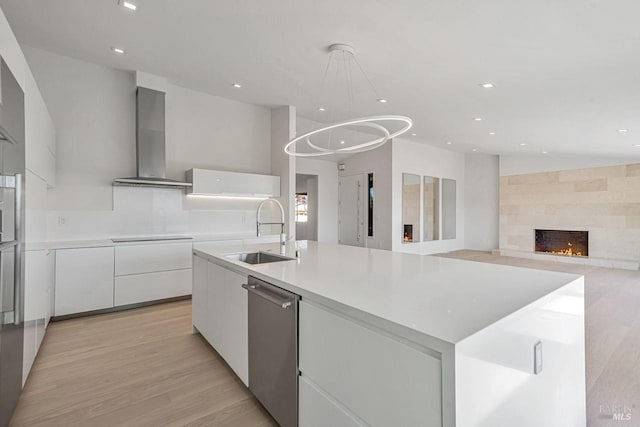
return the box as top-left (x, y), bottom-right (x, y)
top-left (535, 229), bottom-right (589, 257)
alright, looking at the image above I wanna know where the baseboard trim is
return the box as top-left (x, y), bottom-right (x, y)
top-left (51, 295), bottom-right (192, 322)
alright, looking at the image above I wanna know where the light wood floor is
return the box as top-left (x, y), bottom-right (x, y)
top-left (437, 250), bottom-right (640, 427)
top-left (10, 251), bottom-right (640, 426)
top-left (9, 300), bottom-right (277, 427)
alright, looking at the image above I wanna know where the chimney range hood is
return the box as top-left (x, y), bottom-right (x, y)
top-left (113, 87), bottom-right (192, 188)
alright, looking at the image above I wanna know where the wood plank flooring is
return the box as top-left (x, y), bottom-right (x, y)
top-left (9, 300), bottom-right (277, 427)
top-left (10, 251), bottom-right (640, 426)
top-left (436, 250), bottom-right (640, 427)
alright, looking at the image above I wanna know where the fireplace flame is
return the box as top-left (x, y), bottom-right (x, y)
top-left (546, 242), bottom-right (583, 257)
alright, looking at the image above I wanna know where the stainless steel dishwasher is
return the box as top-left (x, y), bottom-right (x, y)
top-left (242, 276), bottom-right (299, 427)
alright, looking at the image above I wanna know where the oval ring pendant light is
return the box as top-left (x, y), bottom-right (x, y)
top-left (285, 44), bottom-right (412, 157)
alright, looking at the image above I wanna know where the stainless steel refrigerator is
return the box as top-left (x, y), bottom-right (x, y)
top-left (0, 56), bottom-right (26, 426)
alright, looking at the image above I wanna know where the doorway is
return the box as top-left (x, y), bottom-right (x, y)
top-left (338, 173), bottom-right (366, 247)
top-left (295, 174), bottom-right (318, 241)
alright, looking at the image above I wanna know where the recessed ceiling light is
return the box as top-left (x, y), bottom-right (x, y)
top-left (111, 47), bottom-right (125, 54)
top-left (489, 132), bottom-right (496, 135)
top-left (542, 151), bottom-right (548, 154)
top-left (340, 140), bottom-right (345, 145)
top-left (377, 98), bottom-right (388, 103)
top-left (473, 117), bottom-right (483, 121)
top-left (472, 148), bottom-right (477, 152)
top-left (411, 133), bottom-right (417, 136)
top-left (618, 129), bottom-right (629, 133)
top-left (232, 83), bottom-right (242, 88)
top-left (318, 107), bottom-right (325, 112)
top-left (446, 141), bottom-right (452, 145)
top-left (480, 82), bottom-right (495, 89)
top-left (118, 0), bottom-right (137, 11)
top-left (519, 143), bottom-right (527, 146)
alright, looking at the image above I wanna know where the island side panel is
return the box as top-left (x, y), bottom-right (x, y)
top-left (454, 277), bottom-right (586, 427)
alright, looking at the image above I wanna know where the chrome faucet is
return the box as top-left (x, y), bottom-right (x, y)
top-left (256, 198), bottom-right (286, 252)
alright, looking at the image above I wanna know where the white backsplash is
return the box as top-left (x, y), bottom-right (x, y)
top-left (45, 186), bottom-right (277, 242)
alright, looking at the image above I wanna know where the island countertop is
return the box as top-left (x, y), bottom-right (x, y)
top-left (193, 240), bottom-right (582, 345)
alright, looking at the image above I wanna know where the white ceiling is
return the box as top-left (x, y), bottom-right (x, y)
top-left (3, 0), bottom-right (640, 158)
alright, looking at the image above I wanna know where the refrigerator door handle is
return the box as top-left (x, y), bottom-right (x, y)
top-left (13, 173), bottom-right (22, 326)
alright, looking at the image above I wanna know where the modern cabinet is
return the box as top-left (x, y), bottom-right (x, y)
top-left (298, 300), bottom-right (443, 426)
top-left (114, 269), bottom-right (191, 306)
top-left (299, 376), bottom-right (365, 427)
top-left (192, 255), bottom-right (208, 335)
top-left (54, 247), bottom-right (115, 316)
top-left (186, 168), bottom-right (280, 197)
top-left (24, 71), bottom-right (56, 187)
top-left (114, 242), bottom-right (192, 306)
top-left (23, 249), bottom-right (54, 384)
top-left (192, 255), bottom-right (248, 386)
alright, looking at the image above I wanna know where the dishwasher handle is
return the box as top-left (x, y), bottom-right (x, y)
top-left (242, 283), bottom-right (293, 309)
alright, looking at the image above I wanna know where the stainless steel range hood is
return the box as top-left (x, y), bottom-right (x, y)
top-left (113, 87), bottom-right (191, 188)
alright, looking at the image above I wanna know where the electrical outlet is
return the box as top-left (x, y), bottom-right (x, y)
top-left (58, 216), bottom-right (66, 226)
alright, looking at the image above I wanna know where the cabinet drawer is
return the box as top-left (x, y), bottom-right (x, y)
top-left (299, 376), bottom-right (365, 427)
top-left (114, 269), bottom-right (192, 306)
top-left (115, 242), bottom-right (192, 276)
top-left (299, 301), bottom-right (442, 427)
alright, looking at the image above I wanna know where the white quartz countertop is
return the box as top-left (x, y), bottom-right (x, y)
top-left (193, 241), bottom-right (582, 345)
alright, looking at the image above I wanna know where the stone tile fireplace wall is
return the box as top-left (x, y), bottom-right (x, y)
top-left (500, 163), bottom-right (640, 263)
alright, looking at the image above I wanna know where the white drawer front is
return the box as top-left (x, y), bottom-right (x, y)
top-left (114, 269), bottom-right (192, 306)
top-left (299, 301), bottom-right (443, 427)
top-left (115, 242), bottom-right (192, 276)
top-left (299, 375), bottom-right (365, 427)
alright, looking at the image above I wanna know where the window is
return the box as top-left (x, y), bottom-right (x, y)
top-left (295, 193), bottom-right (308, 223)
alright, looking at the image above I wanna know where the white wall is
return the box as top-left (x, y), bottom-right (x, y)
top-left (464, 154), bottom-right (499, 250)
top-left (499, 155), bottom-right (635, 176)
top-left (340, 142), bottom-right (392, 250)
top-left (296, 158), bottom-right (339, 244)
top-left (22, 45), bottom-right (134, 212)
top-left (392, 139), bottom-right (465, 254)
top-left (22, 45), bottom-right (276, 241)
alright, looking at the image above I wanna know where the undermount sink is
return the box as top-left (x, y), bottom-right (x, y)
top-left (225, 251), bottom-right (295, 265)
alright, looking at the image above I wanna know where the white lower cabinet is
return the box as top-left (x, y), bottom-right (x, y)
top-left (113, 242), bottom-right (193, 306)
top-left (114, 269), bottom-right (192, 306)
top-left (192, 256), bottom-right (248, 386)
top-left (299, 300), bottom-right (443, 427)
top-left (299, 376), bottom-right (365, 427)
top-left (54, 247), bottom-right (115, 316)
top-left (192, 255), bottom-right (208, 336)
top-left (23, 249), bottom-right (55, 382)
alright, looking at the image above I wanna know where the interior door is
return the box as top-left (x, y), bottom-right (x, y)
top-left (338, 174), bottom-right (365, 247)
top-left (0, 57), bottom-right (25, 427)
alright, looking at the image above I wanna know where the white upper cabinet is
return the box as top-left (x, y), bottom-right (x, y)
top-left (186, 168), bottom-right (280, 198)
top-left (24, 76), bottom-right (56, 187)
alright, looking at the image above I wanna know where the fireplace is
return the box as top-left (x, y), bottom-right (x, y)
top-left (404, 224), bottom-right (414, 242)
top-left (535, 229), bottom-right (589, 257)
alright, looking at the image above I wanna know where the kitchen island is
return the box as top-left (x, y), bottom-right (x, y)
top-left (192, 241), bottom-right (585, 427)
